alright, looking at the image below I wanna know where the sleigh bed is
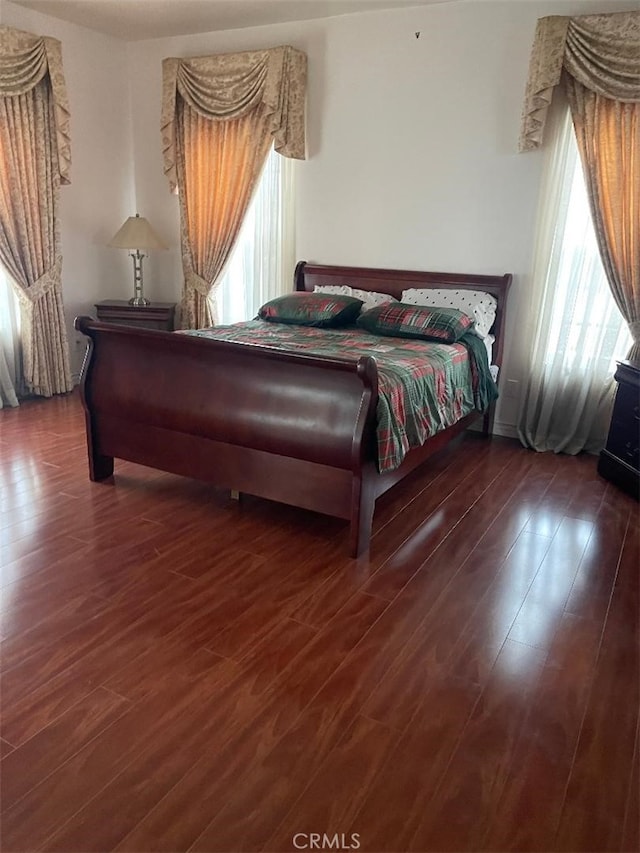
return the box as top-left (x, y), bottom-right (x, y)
top-left (76, 262), bottom-right (511, 556)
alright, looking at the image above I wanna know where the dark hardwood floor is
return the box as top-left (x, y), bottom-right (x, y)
top-left (1, 393), bottom-right (638, 853)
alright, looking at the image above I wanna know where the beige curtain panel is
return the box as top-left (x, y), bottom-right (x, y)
top-left (519, 11), bottom-right (640, 153)
top-left (162, 45), bottom-right (307, 329)
top-left (566, 79), bottom-right (640, 363)
top-left (0, 25), bottom-right (71, 184)
top-left (176, 99), bottom-right (274, 328)
top-left (0, 26), bottom-right (73, 397)
top-left (162, 45), bottom-right (307, 193)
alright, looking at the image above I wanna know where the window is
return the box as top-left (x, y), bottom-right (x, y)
top-left (213, 146), bottom-right (295, 325)
top-left (0, 264), bottom-right (21, 406)
top-left (518, 102), bottom-right (631, 453)
top-left (542, 117), bottom-right (631, 375)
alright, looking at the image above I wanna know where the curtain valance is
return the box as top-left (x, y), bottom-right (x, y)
top-left (0, 26), bottom-right (71, 184)
top-left (519, 11), bottom-right (640, 152)
top-left (162, 45), bottom-right (306, 192)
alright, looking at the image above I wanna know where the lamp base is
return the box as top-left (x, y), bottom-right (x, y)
top-left (129, 250), bottom-right (150, 307)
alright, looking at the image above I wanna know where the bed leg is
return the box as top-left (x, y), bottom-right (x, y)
top-left (482, 403), bottom-right (496, 437)
top-left (230, 489), bottom-right (241, 501)
top-left (349, 479), bottom-right (375, 558)
top-left (89, 451), bottom-right (114, 481)
top-left (82, 407), bottom-right (113, 481)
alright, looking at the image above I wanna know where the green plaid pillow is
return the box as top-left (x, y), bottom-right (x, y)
top-left (258, 293), bottom-right (363, 328)
top-left (356, 303), bottom-right (473, 343)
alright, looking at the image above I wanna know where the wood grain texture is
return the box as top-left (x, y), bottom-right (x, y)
top-left (1, 393), bottom-right (637, 853)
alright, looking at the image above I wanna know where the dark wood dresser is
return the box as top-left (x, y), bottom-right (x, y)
top-left (597, 360), bottom-right (640, 499)
top-left (95, 300), bottom-right (176, 331)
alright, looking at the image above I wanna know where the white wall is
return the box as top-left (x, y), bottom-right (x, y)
top-left (2, 0), bottom-right (134, 376)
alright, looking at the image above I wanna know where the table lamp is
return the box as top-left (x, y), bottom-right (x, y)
top-left (108, 213), bottom-right (167, 306)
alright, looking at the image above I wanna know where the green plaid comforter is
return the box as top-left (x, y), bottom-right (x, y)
top-left (185, 322), bottom-right (498, 472)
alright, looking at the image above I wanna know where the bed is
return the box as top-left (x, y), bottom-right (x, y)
top-left (75, 262), bottom-right (512, 556)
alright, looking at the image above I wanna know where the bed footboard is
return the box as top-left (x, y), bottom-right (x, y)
top-left (75, 317), bottom-right (380, 555)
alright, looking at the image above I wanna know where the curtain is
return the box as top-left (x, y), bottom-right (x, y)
top-left (519, 12), bottom-right (640, 153)
top-left (162, 45), bottom-right (306, 329)
top-left (0, 26), bottom-right (72, 397)
top-left (517, 103), bottom-right (631, 453)
top-left (519, 11), bottom-right (640, 359)
top-left (517, 10), bottom-right (640, 449)
top-left (566, 79), bottom-right (640, 362)
top-left (176, 99), bottom-right (274, 328)
top-left (215, 145), bottom-right (295, 324)
top-left (0, 266), bottom-right (20, 408)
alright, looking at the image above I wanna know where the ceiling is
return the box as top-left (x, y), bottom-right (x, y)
top-left (8, 0), bottom-right (435, 41)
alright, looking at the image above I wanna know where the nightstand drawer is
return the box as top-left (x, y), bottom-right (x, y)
top-left (95, 300), bottom-right (176, 332)
top-left (598, 359), bottom-right (640, 499)
top-left (613, 382), bottom-right (640, 425)
top-left (605, 429), bottom-right (639, 469)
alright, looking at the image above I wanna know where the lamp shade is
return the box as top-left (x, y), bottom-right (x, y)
top-left (108, 213), bottom-right (167, 250)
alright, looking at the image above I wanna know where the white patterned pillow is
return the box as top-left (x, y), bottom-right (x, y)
top-left (314, 285), bottom-right (397, 313)
top-left (351, 288), bottom-right (398, 312)
top-left (313, 285), bottom-right (352, 297)
top-left (401, 288), bottom-right (497, 339)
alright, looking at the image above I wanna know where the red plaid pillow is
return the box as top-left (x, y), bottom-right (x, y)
top-left (357, 303), bottom-right (473, 343)
top-left (258, 293), bottom-right (363, 328)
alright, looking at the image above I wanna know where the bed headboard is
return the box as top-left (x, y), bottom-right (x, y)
top-left (294, 261), bottom-right (513, 372)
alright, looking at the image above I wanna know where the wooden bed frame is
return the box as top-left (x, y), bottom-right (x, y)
top-left (76, 262), bottom-right (512, 556)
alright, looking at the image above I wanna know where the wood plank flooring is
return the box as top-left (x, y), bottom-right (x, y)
top-left (1, 392), bottom-right (638, 853)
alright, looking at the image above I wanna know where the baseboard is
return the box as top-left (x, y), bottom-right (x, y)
top-left (467, 420), bottom-right (519, 441)
top-left (492, 421), bottom-right (519, 440)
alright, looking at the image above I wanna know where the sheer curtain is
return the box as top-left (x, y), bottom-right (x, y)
top-left (214, 146), bottom-right (295, 325)
top-left (0, 265), bottom-right (20, 408)
top-left (517, 101), bottom-right (631, 454)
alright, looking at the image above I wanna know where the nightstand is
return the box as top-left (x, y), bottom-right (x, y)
top-left (95, 300), bottom-right (176, 331)
top-left (597, 360), bottom-right (640, 499)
